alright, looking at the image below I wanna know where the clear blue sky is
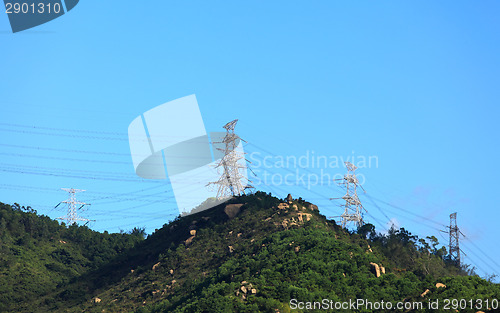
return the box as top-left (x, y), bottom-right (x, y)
top-left (1, 1), bottom-right (499, 280)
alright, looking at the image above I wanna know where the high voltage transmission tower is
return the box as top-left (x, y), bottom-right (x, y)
top-left (331, 162), bottom-right (366, 229)
top-left (55, 188), bottom-right (93, 225)
top-left (442, 212), bottom-right (466, 266)
top-left (208, 119), bottom-right (253, 200)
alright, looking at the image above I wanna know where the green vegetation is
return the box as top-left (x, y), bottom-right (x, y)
top-left (0, 202), bottom-right (145, 312)
top-left (1, 192), bottom-right (498, 313)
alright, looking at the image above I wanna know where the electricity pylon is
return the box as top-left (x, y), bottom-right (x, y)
top-left (55, 188), bottom-right (93, 225)
top-left (442, 212), bottom-right (466, 266)
top-left (331, 162), bottom-right (366, 229)
top-left (208, 119), bottom-right (253, 200)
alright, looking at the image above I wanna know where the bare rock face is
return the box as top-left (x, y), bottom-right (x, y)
top-left (224, 204), bottom-right (244, 219)
top-left (190, 229), bottom-right (197, 236)
top-left (286, 194), bottom-right (293, 203)
top-left (92, 297), bottom-right (101, 303)
top-left (420, 289), bottom-right (430, 297)
top-left (436, 283), bottom-right (446, 288)
top-left (228, 245), bottom-right (234, 253)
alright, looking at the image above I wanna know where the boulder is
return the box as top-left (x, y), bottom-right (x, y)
top-left (224, 204), bottom-right (244, 219)
top-left (185, 236), bottom-right (195, 245)
top-left (152, 262), bottom-right (161, 271)
top-left (92, 297), bottom-right (101, 303)
top-left (436, 283), bottom-right (446, 288)
top-left (369, 262), bottom-right (381, 277)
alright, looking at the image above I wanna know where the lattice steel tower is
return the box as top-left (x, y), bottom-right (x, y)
top-left (448, 212), bottom-right (464, 266)
top-left (332, 162), bottom-right (366, 229)
top-left (55, 188), bottom-right (92, 225)
top-left (208, 119), bottom-right (252, 200)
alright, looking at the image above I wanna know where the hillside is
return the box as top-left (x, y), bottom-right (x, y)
top-left (0, 202), bottom-right (145, 312)
top-left (2, 193), bottom-right (499, 313)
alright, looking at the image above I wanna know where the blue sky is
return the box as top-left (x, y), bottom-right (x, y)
top-left (1, 1), bottom-right (499, 279)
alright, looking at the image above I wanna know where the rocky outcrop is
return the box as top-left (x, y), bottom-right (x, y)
top-left (305, 202), bottom-right (319, 211)
top-left (236, 281), bottom-right (257, 300)
top-left (297, 212), bottom-right (312, 222)
top-left (277, 203), bottom-right (289, 210)
top-left (436, 283), bottom-right (446, 288)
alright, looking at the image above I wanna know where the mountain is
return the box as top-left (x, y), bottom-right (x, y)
top-left (1, 192), bottom-right (499, 313)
